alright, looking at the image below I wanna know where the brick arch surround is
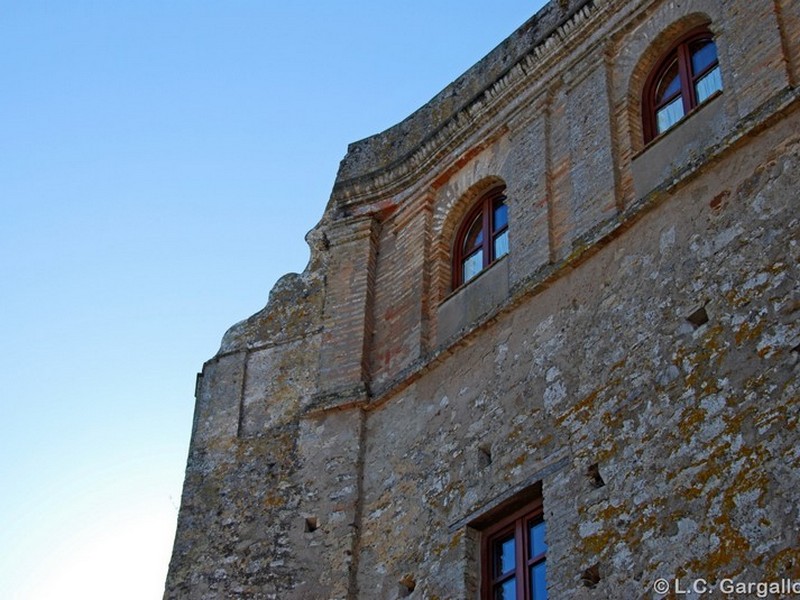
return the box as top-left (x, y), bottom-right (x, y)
top-left (608, 1), bottom-right (723, 203)
top-left (431, 175), bottom-right (507, 304)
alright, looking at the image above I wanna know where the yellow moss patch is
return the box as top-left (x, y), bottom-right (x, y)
top-left (581, 530), bottom-right (618, 555)
top-left (449, 530), bottom-right (463, 551)
top-left (555, 387), bottom-right (601, 427)
top-left (689, 522), bottom-right (750, 575)
top-left (263, 493), bottom-right (285, 508)
top-left (734, 319), bottom-right (765, 346)
top-left (763, 547), bottom-right (800, 580)
top-left (681, 407), bottom-right (707, 432)
top-left (511, 453), bottom-right (527, 467)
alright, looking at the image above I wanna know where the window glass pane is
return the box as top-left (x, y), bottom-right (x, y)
top-left (690, 39), bottom-right (717, 75)
top-left (493, 200), bottom-right (508, 231)
top-left (493, 230), bottom-right (509, 260)
top-left (656, 96), bottom-right (684, 133)
top-left (463, 213), bottom-right (483, 253)
top-left (654, 54), bottom-right (681, 104)
top-left (495, 577), bottom-right (516, 600)
top-left (529, 520), bottom-right (547, 557)
top-left (694, 65), bottom-right (722, 104)
top-left (531, 562), bottom-right (547, 600)
top-left (462, 250), bottom-right (483, 284)
top-left (495, 534), bottom-right (516, 575)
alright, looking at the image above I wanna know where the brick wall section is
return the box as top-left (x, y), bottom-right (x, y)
top-left (504, 105), bottom-right (550, 285)
top-left (370, 200), bottom-right (430, 388)
top-left (165, 1), bottom-right (800, 597)
top-left (563, 53), bottom-right (618, 246)
top-left (546, 82), bottom-right (574, 265)
top-left (315, 216), bottom-right (379, 401)
top-left (777, 0), bottom-right (800, 86)
top-left (722, 1), bottom-right (791, 118)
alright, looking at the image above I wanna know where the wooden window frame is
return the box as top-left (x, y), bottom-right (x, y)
top-left (480, 497), bottom-right (546, 600)
top-left (643, 26), bottom-right (721, 143)
top-left (452, 187), bottom-right (508, 290)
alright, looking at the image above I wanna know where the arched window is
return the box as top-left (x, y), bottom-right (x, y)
top-left (453, 187), bottom-right (508, 288)
top-left (643, 26), bottom-right (722, 143)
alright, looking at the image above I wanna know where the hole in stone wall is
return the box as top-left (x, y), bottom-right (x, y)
top-left (581, 563), bottom-right (601, 588)
top-left (709, 189), bottom-right (730, 212)
top-left (398, 575), bottom-right (416, 596)
top-left (791, 342), bottom-right (800, 353)
top-left (587, 463), bottom-right (605, 489)
top-left (686, 306), bottom-right (709, 328)
top-left (478, 445), bottom-right (492, 468)
top-left (304, 516), bottom-right (319, 533)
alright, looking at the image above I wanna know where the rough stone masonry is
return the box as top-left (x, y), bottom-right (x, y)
top-left (165, 0), bottom-right (800, 598)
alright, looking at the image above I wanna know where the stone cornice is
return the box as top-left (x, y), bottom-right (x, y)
top-left (329, 0), bottom-right (607, 211)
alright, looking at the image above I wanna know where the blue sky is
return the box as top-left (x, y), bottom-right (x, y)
top-left (0, 2), bottom-right (546, 597)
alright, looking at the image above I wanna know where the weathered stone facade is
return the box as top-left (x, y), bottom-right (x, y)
top-left (165, 0), bottom-right (800, 598)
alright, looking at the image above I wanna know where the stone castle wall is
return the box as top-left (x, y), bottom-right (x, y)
top-left (165, 0), bottom-right (800, 598)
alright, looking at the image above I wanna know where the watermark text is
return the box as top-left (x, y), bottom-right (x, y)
top-left (653, 577), bottom-right (800, 597)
